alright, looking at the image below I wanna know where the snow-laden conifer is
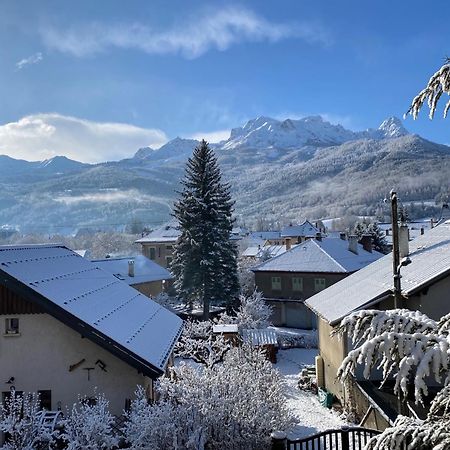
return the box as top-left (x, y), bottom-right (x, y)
top-left (171, 139), bottom-right (239, 319)
top-left (405, 60), bottom-right (450, 119)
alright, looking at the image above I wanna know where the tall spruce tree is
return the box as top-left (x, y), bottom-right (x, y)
top-left (171, 140), bottom-right (239, 319)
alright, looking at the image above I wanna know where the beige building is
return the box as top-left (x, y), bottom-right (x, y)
top-left (0, 244), bottom-right (182, 417)
top-left (306, 220), bottom-right (450, 429)
top-left (135, 222), bottom-right (180, 268)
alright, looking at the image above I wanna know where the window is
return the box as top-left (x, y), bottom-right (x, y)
top-left (149, 247), bottom-right (156, 260)
top-left (314, 278), bottom-right (326, 292)
top-left (5, 318), bottom-right (19, 335)
top-left (292, 277), bottom-right (303, 292)
top-left (271, 276), bottom-right (282, 291)
top-left (165, 245), bottom-right (173, 250)
top-left (38, 390), bottom-right (51, 410)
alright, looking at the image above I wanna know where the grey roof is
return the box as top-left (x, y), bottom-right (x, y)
top-left (0, 244), bottom-right (182, 376)
top-left (135, 222), bottom-right (180, 244)
top-left (305, 221), bottom-right (450, 325)
top-left (242, 244), bottom-right (298, 258)
top-left (252, 238), bottom-right (383, 273)
top-left (249, 231), bottom-right (282, 241)
top-left (281, 220), bottom-right (319, 237)
top-left (91, 255), bottom-right (173, 285)
top-left (241, 328), bottom-right (278, 346)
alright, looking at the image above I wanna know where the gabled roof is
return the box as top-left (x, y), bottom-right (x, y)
top-left (0, 244), bottom-right (183, 377)
top-left (242, 244), bottom-right (298, 259)
top-left (281, 220), bottom-right (319, 238)
top-left (305, 221), bottom-right (450, 325)
top-left (92, 255), bottom-right (173, 285)
top-left (252, 238), bottom-right (383, 273)
top-left (135, 221), bottom-right (180, 244)
top-left (249, 231), bottom-right (282, 241)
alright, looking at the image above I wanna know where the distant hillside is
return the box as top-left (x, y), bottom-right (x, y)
top-left (0, 116), bottom-right (448, 233)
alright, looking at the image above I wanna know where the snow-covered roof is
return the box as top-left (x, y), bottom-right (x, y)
top-left (213, 324), bottom-right (239, 333)
top-left (91, 255), bottom-right (173, 285)
top-left (135, 222), bottom-right (180, 244)
top-left (305, 221), bottom-right (450, 325)
top-left (252, 238), bottom-right (383, 273)
top-left (241, 328), bottom-right (278, 346)
top-left (242, 244), bottom-right (298, 258)
top-left (281, 220), bottom-right (319, 238)
top-left (249, 231), bottom-right (282, 241)
top-left (0, 244), bottom-right (182, 377)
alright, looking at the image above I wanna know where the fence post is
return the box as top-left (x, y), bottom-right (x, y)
top-left (271, 431), bottom-right (287, 450)
top-left (341, 426), bottom-right (350, 450)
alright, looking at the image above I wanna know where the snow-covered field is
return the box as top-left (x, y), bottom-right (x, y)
top-left (275, 348), bottom-right (346, 439)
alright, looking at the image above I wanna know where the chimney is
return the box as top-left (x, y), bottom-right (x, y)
top-left (420, 227), bottom-right (424, 235)
top-left (430, 218), bottom-right (434, 229)
top-left (128, 259), bottom-right (135, 277)
top-left (399, 224), bottom-right (410, 258)
top-left (360, 234), bottom-right (372, 253)
top-left (348, 235), bottom-right (358, 255)
top-left (339, 232), bottom-right (346, 240)
top-left (385, 229), bottom-right (390, 236)
top-left (315, 232), bottom-right (322, 242)
top-left (285, 237), bottom-right (292, 251)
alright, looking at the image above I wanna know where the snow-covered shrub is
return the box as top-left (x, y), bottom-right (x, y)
top-left (61, 393), bottom-right (118, 450)
top-left (218, 290), bottom-right (272, 331)
top-left (237, 259), bottom-right (256, 296)
top-left (0, 391), bottom-right (54, 450)
top-left (125, 346), bottom-right (292, 450)
top-left (335, 309), bottom-right (446, 404)
top-left (153, 292), bottom-right (179, 311)
top-left (175, 319), bottom-right (230, 366)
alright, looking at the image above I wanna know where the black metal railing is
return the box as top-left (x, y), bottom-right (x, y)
top-left (272, 426), bottom-right (381, 450)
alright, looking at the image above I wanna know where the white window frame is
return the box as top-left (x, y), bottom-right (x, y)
top-left (314, 278), bottom-right (326, 292)
top-left (271, 276), bottom-right (282, 291)
top-left (292, 277), bottom-right (303, 292)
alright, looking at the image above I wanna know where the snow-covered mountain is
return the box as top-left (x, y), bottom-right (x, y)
top-left (0, 114), bottom-right (447, 233)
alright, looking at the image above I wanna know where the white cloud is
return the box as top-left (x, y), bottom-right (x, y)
top-left (15, 52), bottom-right (43, 70)
top-left (0, 114), bottom-right (168, 163)
top-left (189, 129), bottom-right (231, 143)
top-left (41, 7), bottom-right (331, 58)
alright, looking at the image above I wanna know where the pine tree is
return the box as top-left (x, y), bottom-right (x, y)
top-left (171, 140), bottom-right (239, 319)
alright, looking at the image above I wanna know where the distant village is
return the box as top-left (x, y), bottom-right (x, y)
top-left (0, 190), bottom-right (449, 448)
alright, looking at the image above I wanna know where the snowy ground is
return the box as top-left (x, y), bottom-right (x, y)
top-left (275, 348), bottom-right (346, 439)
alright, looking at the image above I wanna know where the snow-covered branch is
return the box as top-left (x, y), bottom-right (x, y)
top-left (405, 62), bottom-right (450, 119)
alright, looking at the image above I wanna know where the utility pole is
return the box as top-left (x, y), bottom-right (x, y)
top-left (390, 190), bottom-right (401, 309)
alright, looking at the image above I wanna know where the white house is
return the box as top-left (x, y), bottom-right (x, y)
top-left (0, 244), bottom-right (183, 416)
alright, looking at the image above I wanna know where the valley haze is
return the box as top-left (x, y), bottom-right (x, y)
top-left (0, 115), bottom-right (447, 234)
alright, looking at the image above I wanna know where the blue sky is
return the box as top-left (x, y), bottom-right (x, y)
top-left (1, 0), bottom-right (450, 162)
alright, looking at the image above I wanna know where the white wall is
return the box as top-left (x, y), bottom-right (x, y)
top-left (0, 313), bottom-right (147, 416)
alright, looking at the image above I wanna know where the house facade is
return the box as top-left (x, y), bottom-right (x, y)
top-left (0, 245), bottom-right (183, 416)
top-left (252, 236), bottom-right (383, 329)
top-left (305, 220), bottom-right (450, 429)
top-left (135, 222), bottom-right (180, 268)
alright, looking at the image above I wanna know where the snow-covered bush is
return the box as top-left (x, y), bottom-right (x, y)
top-left (218, 290), bottom-right (272, 331)
top-left (61, 393), bottom-right (118, 450)
top-left (237, 259), bottom-right (256, 296)
top-left (124, 346), bottom-right (292, 450)
top-left (175, 319), bottom-right (230, 366)
top-left (0, 391), bottom-right (54, 450)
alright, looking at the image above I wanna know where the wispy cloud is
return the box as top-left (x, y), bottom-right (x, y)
top-left (0, 114), bottom-right (168, 163)
top-left (15, 52), bottom-right (43, 70)
top-left (189, 129), bottom-right (231, 143)
top-left (40, 7), bottom-right (331, 58)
